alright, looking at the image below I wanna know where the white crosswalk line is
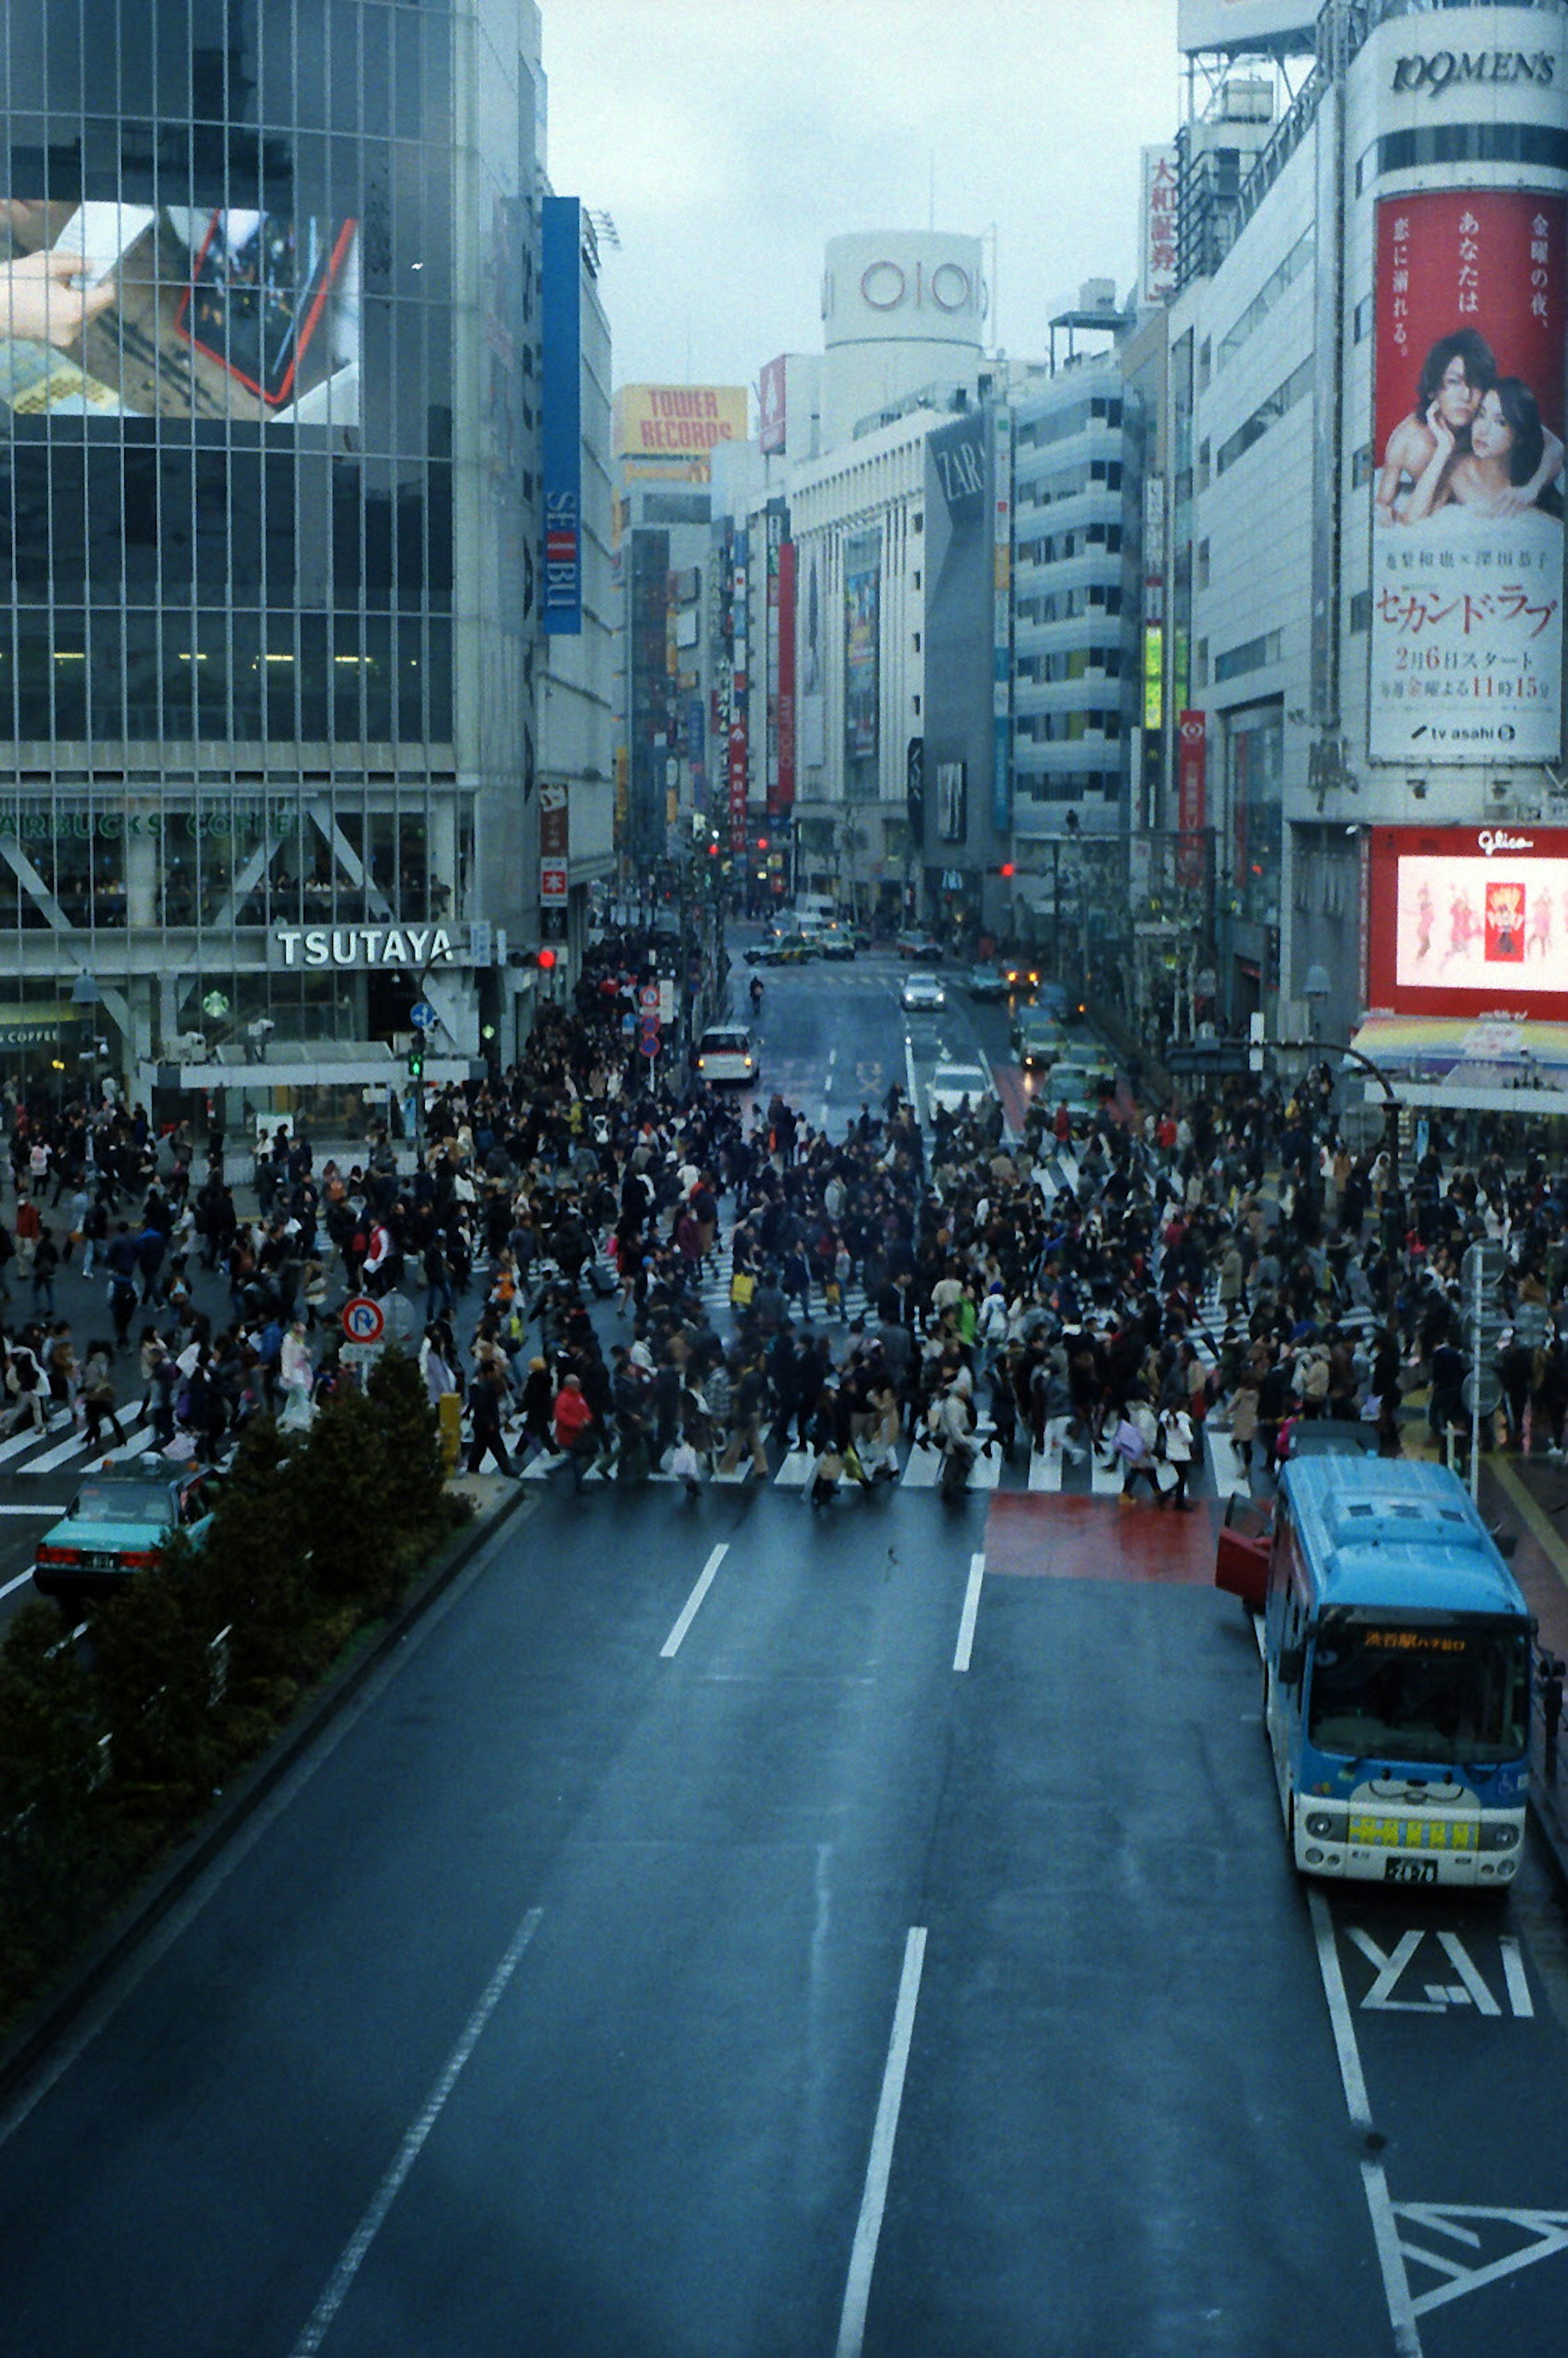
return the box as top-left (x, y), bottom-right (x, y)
top-left (0, 1415), bottom-right (62, 1465)
top-left (1028, 1446), bottom-right (1062, 1492)
top-left (1090, 1448), bottom-right (1124, 1496)
top-left (773, 1450), bottom-right (813, 1487)
top-left (1205, 1423), bottom-right (1252, 1500)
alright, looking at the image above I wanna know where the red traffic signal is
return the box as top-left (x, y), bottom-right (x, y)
top-left (999, 862), bottom-right (1016, 879)
top-left (757, 836), bottom-right (769, 852)
top-left (537, 947), bottom-right (558, 971)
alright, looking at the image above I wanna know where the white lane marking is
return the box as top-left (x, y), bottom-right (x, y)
top-left (288, 1906), bottom-right (543, 2358)
top-left (0, 1504), bottom-right (67, 1518)
top-left (1499, 1937), bottom-right (1534, 2019)
top-left (953, 1553), bottom-right (984, 1673)
top-left (1309, 1886), bottom-right (1373, 2131)
top-left (1361, 2159), bottom-right (1426, 2358)
top-left (835, 1925), bottom-right (928, 2358)
top-left (659, 1543), bottom-right (729, 1658)
top-left (904, 1032), bottom-right (919, 1121)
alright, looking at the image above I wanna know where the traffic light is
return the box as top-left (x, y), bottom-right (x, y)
top-left (407, 1041), bottom-right (425, 1080)
top-left (537, 947), bottom-right (558, 973)
top-left (1000, 862), bottom-right (1016, 879)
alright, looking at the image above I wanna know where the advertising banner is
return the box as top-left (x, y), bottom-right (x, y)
top-left (844, 528), bottom-right (882, 768)
top-left (612, 383), bottom-right (748, 463)
top-left (759, 356), bottom-right (788, 455)
top-left (0, 197), bottom-right (361, 428)
top-left (1367, 823), bottom-right (1568, 1019)
top-left (775, 539), bottom-right (796, 814)
top-left (541, 196), bottom-right (583, 637)
top-left (1370, 190), bottom-right (1564, 764)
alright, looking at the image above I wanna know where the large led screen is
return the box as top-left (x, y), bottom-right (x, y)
top-left (1366, 823), bottom-right (1568, 1019)
top-left (1370, 191), bottom-right (1564, 766)
top-left (0, 197), bottom-right (361, 428)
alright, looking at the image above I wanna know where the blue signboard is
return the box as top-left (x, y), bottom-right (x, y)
top-left (541, 196), bottom-right (583, 636)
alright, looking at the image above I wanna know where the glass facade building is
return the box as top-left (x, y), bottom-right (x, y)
top-left (0, 0), bottom-right (547, 1113)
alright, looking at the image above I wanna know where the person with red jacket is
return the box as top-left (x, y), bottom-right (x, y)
top-left (551, 1370), bottom-right (597, 1491)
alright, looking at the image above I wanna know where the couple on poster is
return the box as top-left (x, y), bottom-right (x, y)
top-left (1376, 326), bottom-right (1563, 528)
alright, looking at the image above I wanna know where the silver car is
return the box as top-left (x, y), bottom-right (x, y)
top-left (900, 969), bottom-right (947, 1013)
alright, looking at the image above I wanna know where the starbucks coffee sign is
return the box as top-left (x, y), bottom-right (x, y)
top-left (272, 924), bottom-right (458, 970)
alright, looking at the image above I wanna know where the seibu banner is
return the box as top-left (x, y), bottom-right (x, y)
top-left (1366, 823), bottom-right (1568, 1019)
top-left (1370, 189), bottom-right (1564, 766)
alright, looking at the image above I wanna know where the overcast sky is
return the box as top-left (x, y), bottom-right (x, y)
top-left (542, 0), bottom-right (1183, 410)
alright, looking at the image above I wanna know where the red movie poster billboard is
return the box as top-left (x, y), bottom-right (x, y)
top-left (1365, 823), bottom-right (1568, 1019)
top-left (1370, 190), bottom-right (1564, 765)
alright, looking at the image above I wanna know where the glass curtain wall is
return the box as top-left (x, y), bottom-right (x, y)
top-left (0, 0), bottom-right (458, 1050)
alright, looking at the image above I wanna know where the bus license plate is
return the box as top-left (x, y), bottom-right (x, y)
top-left (1384, 1857), bottom-right (1437, 1884)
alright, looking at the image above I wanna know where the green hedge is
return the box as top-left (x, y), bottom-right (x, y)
top-left (0, 1348), bottom-right (467, 2036)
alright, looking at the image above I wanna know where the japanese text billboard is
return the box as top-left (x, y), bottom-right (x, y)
top-left (1367, 823), bottom-right (1568, 1019)
top-left (1140, 147), bottom-right (1179, 306)
top-left (1370, 190), bottom-right (1564, 765)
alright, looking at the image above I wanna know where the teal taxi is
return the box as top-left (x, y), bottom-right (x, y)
top-left (32, 1457), bottom-right (219, 1606)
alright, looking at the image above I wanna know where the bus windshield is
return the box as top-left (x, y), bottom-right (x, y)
top-left (1307, 1618), bottom-right (1531, 1766)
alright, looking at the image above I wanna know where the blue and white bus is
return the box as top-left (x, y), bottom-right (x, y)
top-left (1261, 1455), bottom-right (1533, 1887)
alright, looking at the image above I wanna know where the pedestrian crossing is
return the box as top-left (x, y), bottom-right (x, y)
top-left (0, 1404), bottom-right (176, 1479)
top-left (511, 1417), bottom-right (1256, 1500)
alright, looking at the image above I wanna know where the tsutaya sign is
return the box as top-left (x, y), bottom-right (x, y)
top-left (272, 925), bottom-right (457, 970)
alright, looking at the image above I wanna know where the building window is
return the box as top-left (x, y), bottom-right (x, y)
top-left (1348, 589), bottom-right (1371, 635)
top-left (1353, 292), bottom-right (1374, 344)
top-left (1216, 226), bottom-right (1313, 374)
top-left (1215, 356), bottom-right (1314, 477)
top-left (1214, 628), bottom-right (1283, 682)
top-left (1350, 444), bottom-right (1374, 489)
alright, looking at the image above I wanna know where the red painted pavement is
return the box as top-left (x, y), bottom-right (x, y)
top-left (984, 1492), bottom-right (1223, 1584)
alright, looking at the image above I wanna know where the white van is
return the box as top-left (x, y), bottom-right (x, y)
top-left (695, 1025), bottom-right (759, 1084)
top-left (795, 893), bottom-right (837, 930)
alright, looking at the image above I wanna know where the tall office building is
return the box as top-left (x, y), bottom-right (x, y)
top-left (0, 0), bottom-right (609, 1125)
top-left (1159, 0), bottom-right (1568, 1095)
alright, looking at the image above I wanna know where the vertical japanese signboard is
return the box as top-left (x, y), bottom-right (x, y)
top-left (1178, 709), bottom-right (1207, 886)
top-left (1370, 191), bottom-right (1564, 765)
top-left (1140, 146), bottom-right (1179, 306)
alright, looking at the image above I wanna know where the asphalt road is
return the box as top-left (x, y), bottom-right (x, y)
top-left (7, 948), bottom-right (1568, 2354)
top-left (7, 1478), bottom-right (1568, 2354)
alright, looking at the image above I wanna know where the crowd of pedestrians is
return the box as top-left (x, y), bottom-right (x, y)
top-left (0, 928), bottom-right (1560, 1501)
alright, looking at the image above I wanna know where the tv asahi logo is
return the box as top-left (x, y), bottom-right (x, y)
top-left (1477, 829), bottom-right (1535, 856)
top-left (1392, 49), bottom-right (1556, 98)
